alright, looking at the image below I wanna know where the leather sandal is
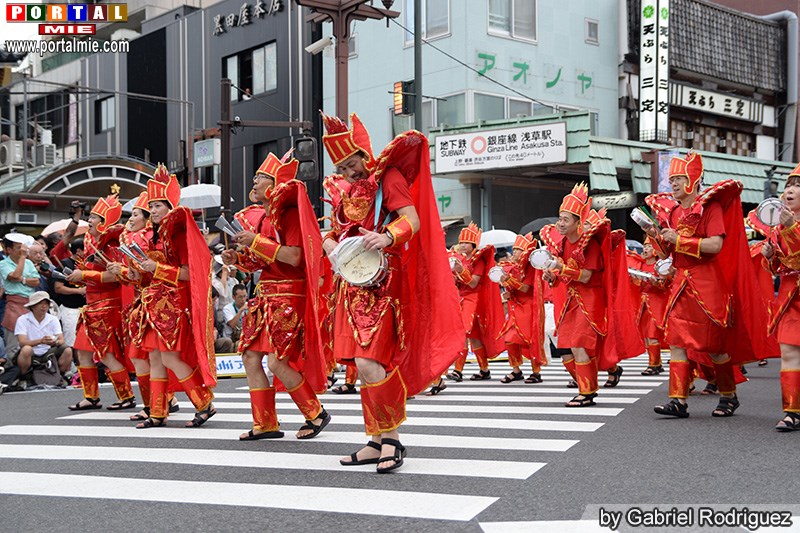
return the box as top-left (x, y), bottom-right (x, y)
top-left (136, 417), bottom-right (167, 429)
top-left (711, 395), bottom-right (740, 417)
top-left (524, 372), bottom-right (543, 384)
top-left (240, 428), bottom-right (284, 440)
top-left (129, 406), bottom-right (150, 421)
top-left (565, 392), bottom-right (597, 407)
top-left (340, 441), bottom-right (382, 466)
top-left (566, 379), bottom-right (578, 388)
top-left (186, 405), bottom-right (216, 427)
top-left (775, 412), bottom-right (800, 432)
top-left (296, 409), bottom-right (331, 440)
top-left (68, 397), bottom-right (102, 411)
top-left (169, 397), bottom-right (180, 413)
top-left (641, 365), bottom-right (663, 376)
top-left (500, 371), bottom-right (524, 384)
top-left (758, 359), bottom-right (768, 367)
top-left (470, 370), bottom-right (491, 381)
top-left (107, 397), bottom-right (137, 411)
top-left (654, 398), bottom-right (689, 418)
top-left (425, 378), bottom-right (447, 396)
top-left (446, 370), bottom-right (463, 382)
top-left (604, 366), bottom-right (624, 388)
top-left (376, 438), bottom-right (406, 473)
top-left (700, 383), bottom-right (718, 395)
top-left (331, 383), bottom-right (357, 394)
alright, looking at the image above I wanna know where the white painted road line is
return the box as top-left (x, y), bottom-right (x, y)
top-left (480, 520), bottom-right (609, 532)
top-left (213, 392), bottom-right (645, 402)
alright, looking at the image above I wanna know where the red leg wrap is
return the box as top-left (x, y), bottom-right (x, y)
top-left (454, 350), bottom-right (467, 372)
top-left (647, 344), bottom-right (662, 367)
top-left (249, 387), bottom-right (280, 432)
top-left (563, 358), bottom-right (577, 380)
top-left (506, 344), bottom-right (523, 368)
top-left (107, 368), bottom-right (134, 401)
top-left (531, 360), bottom-right (541, 373)
top-left (360, 367), bottom-right (407, 436)
top-left (286, 377), bottom-right (322, 420)
top-left (713, 358), bottom-right (736, 396)
top-left (150, 378), bottom-right (169, 419)
top-left (345, 365), bottom-right (358, 385)
top-left (179, 368), bottom-right (214, 411)
top-left (669, 360), bottom-right (692, 399)
top-left (136, 373), bottom-right (151, 408)
top-left (473, 345), bottom-right (489, 370)
top-left (780, 370), bottom-right (800, 413)
top-left (78, 366), bottom-right (100, 400)
top-left (575, 359), bottom-right (599, 395)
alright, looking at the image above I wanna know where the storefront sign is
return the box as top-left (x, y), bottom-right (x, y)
top-left (639, 0), bottom-right (670, 143)
top-left (194, 138), bottom-right (220, 168)
top-left (434, 122), bottom-right (567, 174)
top-left (212, 0), bottom-right (282, 37)
top-left (216, 353), bottom-right (269, 378)
top-left (591, 190), bottom-right (638, 210)
top-left (669, 83), bottom-right (764, 123)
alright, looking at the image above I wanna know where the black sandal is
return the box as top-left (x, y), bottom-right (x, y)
top-left (136, 417), bottom-right (167, 429)
top-left (327, 374), bottom-right (338, 388)
top-left (68, 397), bottom-right (102, 411)
top-left (654, 398), bottom-right (689, 418)
top-left (186, 405), bottom-right (217, 427)
top-left (500, 371), bottom-right (524, 384)
top-left (712, 395), bottom-right (740, 417)
top-left (169, 398), bottom-right (180, 413)
top-left (470, 370), bottom-right (491, 381)
top-left (331, 383), bottom-right (357, 394)
top-left (641, 366), bottom-right (663, 376)
top-left (296, 409), bottom-right (331, 440)
top-left (107, 397), bottom-right (137, 411)
top-left (566, 379), bottom-right (578, 388)
top-left (524, 372), bottom-right (543, 384)
top-left (775, 412), bottom-right (800, 432)
top-left (239, 428), bottom-right (284, 440)
top-left (758, 360), bottom-right (768, 367)
top-left (340, 441), bottom-right (382, 466)
top-left (565, 393), bottom-right (597, 407)
top-left (129, 406), bottom-right (150, 421)
top-left (425, 378), bottom-right (447, 396)
top-left (700, 383), bottom-right (718, 395)
top-left (604, 366), bottom-right (624, 388)
top-left (376, 438), bottom-right (406, 473)
top-left (446, 370), bottom-right (463, 382)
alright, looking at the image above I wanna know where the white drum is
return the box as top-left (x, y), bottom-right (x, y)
top-left (449, 256), bottom-right (459, 271)
top-left (334, 236), bottom-right (388, 287)
top-left (488, 266), bottom-right (505, 283)
top-left (529, 248), bottom-right (553, 270)
top-left (756, 197), bottom-right (785, 227)
top-left (654, 257), bottom-right (673, 277)
top-left (627, 267), bottom-right (655, 282)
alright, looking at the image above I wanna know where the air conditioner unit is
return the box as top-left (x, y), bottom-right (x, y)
top-left (16, 213), bottom-right (37, 224)
top-left (0, 140), bottom-right (25, 169)
top-left (34, 144), bottom-right (57, 167)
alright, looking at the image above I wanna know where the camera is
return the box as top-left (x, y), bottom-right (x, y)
top-left (68, 200), bottom-right (88, 217)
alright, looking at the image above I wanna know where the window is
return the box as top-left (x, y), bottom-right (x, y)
top-left (488, 0), bottom-right (536, 41)
top-left (474, 93), bottom-right (504, 122)
top-left (585, 18), bottom-right (599, 45)
top-left (224, 42), bottom-right (277, 102)
top-left (508, 99), bottom-right (532, 118)
top-left (436, 93), bottom-right (465, 127)
top-left (95, 96), bottom-right (115, 133)
top-left (404, 0), bottom-right (450, 44)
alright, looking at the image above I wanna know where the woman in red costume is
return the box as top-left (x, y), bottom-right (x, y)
top-left (321, 112), bottom-right (463, 472)
top-left (66, 194), bottom-right (135, 411)
top-left (761, 170), bottom-right (800, 430)
top-left (135, 164), bottom-right (216, 428)
top-left (649, 153), bottom-right (775, 418)
top-left (222, 151), bottom-right (328, 440)
top-left (497, 233), bottom-right (546, 383)
top-left (633, 237), bottom-right (670, 375)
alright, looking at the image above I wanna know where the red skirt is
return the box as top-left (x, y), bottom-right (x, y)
top-left (777, 296), bottom-right (800, 346)
top-left (665, 288), bottom-right (727, 353)
top-left (557, 297), bottom-right (600, 353)
top-left (638, 305), bottom-right (664, 341)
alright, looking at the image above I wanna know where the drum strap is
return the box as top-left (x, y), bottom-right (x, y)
top-left (373, 185), bottom-right (391, 230)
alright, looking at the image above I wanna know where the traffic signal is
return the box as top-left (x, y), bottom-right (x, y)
top-left (393, 80), bottom-right (415, 116)
top-left (293, 135), bottom-right (321, 215)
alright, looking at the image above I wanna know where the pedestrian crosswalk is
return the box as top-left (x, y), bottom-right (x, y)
top-left (0, 354), bottom-right (667, 526)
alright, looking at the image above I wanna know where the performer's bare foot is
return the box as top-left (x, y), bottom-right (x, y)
top-left (340, 440), bottom-right (382, 465)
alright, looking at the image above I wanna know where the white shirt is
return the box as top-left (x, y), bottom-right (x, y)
top-left (222, 301), bottom-right (245, 338)
top-left (14, 311), bottom-right (62, 356)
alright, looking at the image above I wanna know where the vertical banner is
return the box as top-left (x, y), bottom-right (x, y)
top-left (639, 0), bottom-right (670, 143)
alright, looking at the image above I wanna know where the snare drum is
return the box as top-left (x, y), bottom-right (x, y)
top-left (488, 266), bottom-right (505, 283)
top-left (654, 257), bottom-right (673, 277)
top-left (529, 248), bottom-right (553, 270)
top-left (756, 197), bottom-right (785, 227)
top-left (335, 237), bottom-right (389, 287)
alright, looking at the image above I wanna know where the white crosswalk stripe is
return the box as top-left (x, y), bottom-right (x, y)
top-left (0, 354), bottom-right (665, 523)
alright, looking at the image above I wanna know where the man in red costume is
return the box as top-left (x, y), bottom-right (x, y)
top-left (761, 170), bottom-right (800, 430)
top-left (633, 237), bottom-right (670, 375)
top-left (66, 195), bottom-right (135, 411)
top-left (649, 152), bottom-right (775, 418)
top-left (321, 112), bottom-right (463, 472)
top-left (222, 151), bottom-right (328, 440)
top-left (497, 233), bottom-right (546, 383)
top-left (446, 223), bottom-right (504, 382)
top-left (135, 165), bottom-right (216, 428)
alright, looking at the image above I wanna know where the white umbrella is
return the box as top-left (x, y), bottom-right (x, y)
top-left (41, 219), bottom-right (90, 237)
top-left (479, 229), bottom-right (517, 249)
top-left (180, 184), bottom-right (221, 209)
top-left (121, 198), bottom-right (136, 213)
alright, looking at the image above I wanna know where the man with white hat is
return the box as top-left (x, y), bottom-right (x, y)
top-left (0, 233), bottom-right (40, 356)
top-left (13, 291), bottom-right (72, 380)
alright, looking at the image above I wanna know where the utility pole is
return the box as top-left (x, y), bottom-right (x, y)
top-left (414, 0), bottom-right (422, 132)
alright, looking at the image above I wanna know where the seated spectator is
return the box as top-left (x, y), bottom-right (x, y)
top-left (223, 283), bottom-right (247, 345)
top-left (14, 291), bottom-right (72, 379)
top-left (0, 233), bottom-right (40, 357)
top-left (212, 288), bottom-right (234, 353)
top-left (52, 238), bottom-right (86, 350)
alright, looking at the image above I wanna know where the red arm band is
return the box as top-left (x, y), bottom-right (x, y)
top-left (385, 215), bottom-right (416, 248)
top-left (503, 275), bottom-right (523, 290)
top-left (249, 234), bottom-right (281, 264)
top-left (81, 270), bottom-right (103, 284)
top-left (675, 235), bottom-right (702, 258)
top-left (559, 263), bottom-right (582, 282)
top-left (154, 263), bottom-right (181, 286)
top-left (457, 267), bottom-right (473, 285)
top-left (780, 222), bottom-right (800, 256)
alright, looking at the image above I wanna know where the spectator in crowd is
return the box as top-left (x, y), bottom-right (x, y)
top-left (0, 333), bottom-right (23, 392)
top-left (0, 233), bottom-right (40, 356)
top-left (27, 242), bottom-right (53, 292)
top-left (14, 291), bottom-right (72, 378)
top-left (52, 238), bottom-right (86, 352)
top-left (223, 283), bottom-right (247, 345)
top-left (212, 261), bottom-right (235, 313)
top-left (212, 288), bottom-right (234, 353)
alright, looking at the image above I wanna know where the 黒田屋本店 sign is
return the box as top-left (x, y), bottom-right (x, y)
top-left (434, 122), bottom-right (567, 174)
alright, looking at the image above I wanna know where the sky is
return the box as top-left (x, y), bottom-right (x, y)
top-left (1, 1), bottom-right (42, 48)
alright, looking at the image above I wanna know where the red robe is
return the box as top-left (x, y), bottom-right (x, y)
top-left (497, 251), bottom-right (546, 364)
top-left (118, 225), bottom-right (154, 361)
top-left (454, 246), bottom-right (505, 358)
top-left (767, 221), bottom-right (800, 346)
top-left (635, 260), bottom-right (670, 342)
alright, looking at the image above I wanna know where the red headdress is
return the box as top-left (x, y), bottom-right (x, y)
top-left (669, 151), bottom-right (704, 194)
top-left (585, 207), bottom-right (607, 228)
top-left (513, 232), bottom-right (534, 252)
top-left (257, 148), bottom-right (296, 185)
top-left (458, 222), bottom-right (482, 246)
top-left (90, 194), bottom-right (122, 234)
top-left (559, 182), bottom-right (592, 230)
top-left (321, 112), bottom-right (375, 171)
top-left (787, 161), bottom-right (800, 187)
top-left (132, 191), bottom-right (150, 213)
top-left (147, 163), bottom-right (181, 208)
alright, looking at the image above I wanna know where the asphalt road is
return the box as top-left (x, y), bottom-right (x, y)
top-left (0, 354), bottom-right (798, 533)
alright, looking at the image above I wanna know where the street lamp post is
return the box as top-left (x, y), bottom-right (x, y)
top-left (294, 0), bottom-right (399, 120)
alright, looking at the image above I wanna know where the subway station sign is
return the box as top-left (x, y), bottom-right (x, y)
top-left (434, 122), bottom-right (567, 174)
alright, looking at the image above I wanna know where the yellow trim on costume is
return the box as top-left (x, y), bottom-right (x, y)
top-left (675, 235), bottom-right (702, 258)
top-left (250, 234), bottom-right (281, 264)
top-left (153, 262), bottom-right (181, 286)
top-left (780, 222), bottom-right (800, 256)
top-left (560, 263), bottom-right (582, 282)
top-left (457, 267), bottom-right (473, 285)
top-left (81, 270), bottom-right (103, 283)
top-left (285, 377), bottom-right (306, 394)
top-left (385, 215), bottom-right (415, 247)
